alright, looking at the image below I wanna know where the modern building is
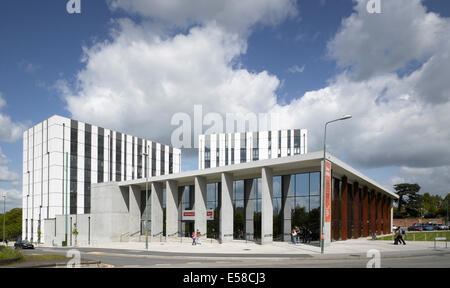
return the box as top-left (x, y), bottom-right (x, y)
top-left (23, 115), bottom-right (181, 243)
top-left (198, 129), bottom-right (307, 169)
top-left (43, 151), bottom-right (398, 247)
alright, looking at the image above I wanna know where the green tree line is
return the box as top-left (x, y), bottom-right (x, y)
top-left (0, 208), bottom-right (22, 241)
top-left (394, 183), bottom-right (449, 219)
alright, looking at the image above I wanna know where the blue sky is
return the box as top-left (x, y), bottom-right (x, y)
top-left (1, 0), bottom-right (450, 210)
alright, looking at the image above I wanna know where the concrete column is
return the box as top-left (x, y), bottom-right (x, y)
top-left (261, 167), bottom-right (273, 244)
top-left (166, 180), bottom-right (178, 239)
top-left (362, 186), bottom-right (369, 237)
top-left (220, 173), bottom-right (234, 243)
top-left (244, 179), bottom-right (254, 241)
top-left (151, 182), bottom-right (164, 239)
top-left (377, 193), bottom-right (382, 236)
top-left (281, 175), bottom-right (292, 242)
top-left (370, 190), bottom-right (376, 235)
top-left (341, 176), bottom-right (348, 240)
top-left (353, 182), bottom-right (360, 239)
top-left (129, 185), bottom-right (142, 236)
top-left (332, 178), bottom-right (340, 241)
top-left (194, 176), bottom-right (207, 237)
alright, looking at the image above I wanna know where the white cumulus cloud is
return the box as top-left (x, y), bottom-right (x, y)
top-left (0, 92), bottom-right (26, 142)
top-left (107, 0), bottom-right (298, 34)
top-left (60, 0), bottom-right (450, 197)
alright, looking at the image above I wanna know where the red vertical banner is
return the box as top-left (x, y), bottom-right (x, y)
top-left (324, 160), bottom-right (332, 223)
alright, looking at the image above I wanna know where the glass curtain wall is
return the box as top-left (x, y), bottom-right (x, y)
top-left (207, 183), bottom-right (220, 239)
top-left (254, 178), bottom-right (262, 243)
top-left (273, 176), bottom-right (282, 241)
top-left (289, 172), bottom-right (321, 245)
top-left (233, 181), bottom-right (244, 239)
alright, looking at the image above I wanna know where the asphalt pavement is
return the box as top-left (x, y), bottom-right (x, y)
top-left (22, 239), bottom-right (450, 268)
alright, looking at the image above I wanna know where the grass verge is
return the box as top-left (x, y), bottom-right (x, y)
top-left (376, 231), bottom-right (450, 241)
top-left (0, 246), bottom-right (24, 265)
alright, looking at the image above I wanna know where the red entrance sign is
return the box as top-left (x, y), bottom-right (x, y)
top-left (324, 160), bottom-right (332, 223)
top-left (182, 210), bottom-right (214, 221)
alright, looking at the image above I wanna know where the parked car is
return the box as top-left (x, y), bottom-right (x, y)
top-left (436, 224), bottom-right (449, 230)
top-left (408, 223), bottom-right (423, 231)
top-left (422, 225), bottom-right (435, 231)
top-left (14, 240), bottom-right (34, 249)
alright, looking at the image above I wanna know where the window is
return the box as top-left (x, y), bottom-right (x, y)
top-left (116, 132), bottom-right (122, 181)
top-left (289, 172), bottom-right (322, 244)
top-left (97, 128), bottom-right (104, 183)
top-left (207, 183), bottom-right (220, 239)
top-left (137, 138), bottom-right (142, 179)
top-left (233, 180), bottom-right (244, 239)
top-left (70, 120), bottom-right (78, 215)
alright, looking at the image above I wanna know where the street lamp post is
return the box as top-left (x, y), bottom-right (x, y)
top-left (321, 115), bottom-right (352, 254)
top-left (2, 193), bottom-right (5, 244)
top-left (65, 152), bottom-right (68, 247)
top-left (445, 196), bottom-right (450, 226)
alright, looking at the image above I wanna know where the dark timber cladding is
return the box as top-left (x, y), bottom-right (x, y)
top-left (85, 124), bottom-right (92, 214)
top-left (169, 147), bottom-right (173, 174)
top-left (116, 132), bottom-right (122, 181)
top-left (151, 142), bottom-right (156, 177)
top-left (97, 127), bottom-right (104, 183)
top-left (161, 144), bottom-right (165, 175)
top-left (70, 120), bottom-right (78, 215)
top-left (109, 130), bottom-right (113, 182)
top-left (137, 138), bottom-right (142, 178)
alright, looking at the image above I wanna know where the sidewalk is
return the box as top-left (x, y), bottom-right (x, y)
top-left (40, 238), bottom-right (450, 260)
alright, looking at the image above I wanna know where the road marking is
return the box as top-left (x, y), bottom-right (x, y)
top-left (86, 251), bottom-right (105, 255)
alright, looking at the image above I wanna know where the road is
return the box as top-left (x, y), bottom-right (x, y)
top-left (23, 247), bottom-right (450, 268)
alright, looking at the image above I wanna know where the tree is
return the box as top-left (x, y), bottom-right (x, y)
top-left (72, 222), bottom-right (79, 247)
top-left (393, 183), bottom-right (421, 218)
top-left (0, 208), bottom-right (22, 241)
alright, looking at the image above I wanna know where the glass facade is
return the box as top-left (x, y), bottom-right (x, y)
top-left (273, 176), bottom-right (282, 241)
top-left (84, 124), bottom-right (91, 214)
top-left (70, 120), bottom-right (78, 215)
top-left (289, 172), bottom-right (321, 244)
top-left (206, 183), bottom-right (220, 239)
top-left (233, 180), bottom-right (244, 239)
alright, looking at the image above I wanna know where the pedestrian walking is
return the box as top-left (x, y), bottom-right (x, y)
top-left (394, 228), bottom-right (399, 245)
top-left (398, 228), bottom-right (406, 245)
top-left (192, 232), bottom-right (196, 246)
top-left (291, 229), bottom-right (297, 244)
top-left (196, 229), bottom-right (201, 245)
top-left (394, 227), bottom-right (406, 245)
top-left (306, 229), bottom-right (312, 244)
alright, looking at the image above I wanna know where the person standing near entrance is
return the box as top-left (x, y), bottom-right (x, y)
top-left (196, 229), bottom-right (201, 245)
top-left (291, 229), bottom-right (297, 244)
top-left (295, 226), bottom-right (300, 243)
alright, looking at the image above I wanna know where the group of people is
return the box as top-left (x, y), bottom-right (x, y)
top-left (191, 230), bottom-right (202, 245)
top-left (291, 226), bottom-right (312, 244)
top-left (394, 227), bottom-right (406, 245)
